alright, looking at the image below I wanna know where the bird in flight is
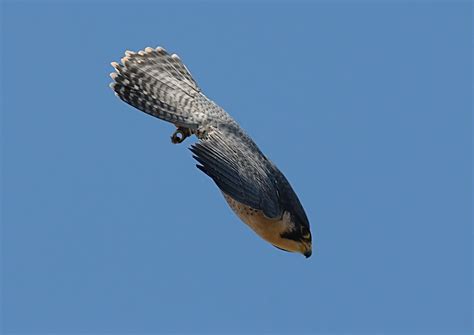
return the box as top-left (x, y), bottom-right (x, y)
top-left (110, 46), bottom-right (312, 258)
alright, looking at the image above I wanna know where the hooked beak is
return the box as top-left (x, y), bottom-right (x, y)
top-left (303, 250), bottom-right (312, 258)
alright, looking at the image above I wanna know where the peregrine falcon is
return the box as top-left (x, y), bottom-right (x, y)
top-left (110, 46), bottom-right (312, 258)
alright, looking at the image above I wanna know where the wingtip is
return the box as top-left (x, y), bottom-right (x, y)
top-left (196, 164), bottom-right (207, 173)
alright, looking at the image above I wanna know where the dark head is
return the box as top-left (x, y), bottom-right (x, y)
top-left (273, 210), bottom-right (312, 258)
top-left (267, 164), bottom-right (312, 258)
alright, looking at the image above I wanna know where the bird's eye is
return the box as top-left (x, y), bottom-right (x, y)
top-left (301, 228), bottom-right (311, 240)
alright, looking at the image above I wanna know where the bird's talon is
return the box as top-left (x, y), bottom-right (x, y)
top-left (171, 128), bottom-right (190, 144)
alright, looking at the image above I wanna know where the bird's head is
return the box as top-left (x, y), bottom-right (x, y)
top-left (275, 211), bottom-right (313, 258)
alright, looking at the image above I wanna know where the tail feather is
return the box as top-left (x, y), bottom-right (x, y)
top-left (109, 81), bottom-right (197, 128)
top-left (110, 46), bottom-right (202, 128)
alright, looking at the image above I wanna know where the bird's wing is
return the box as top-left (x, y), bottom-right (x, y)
top-left (190, 124), bottom-right (282, 219)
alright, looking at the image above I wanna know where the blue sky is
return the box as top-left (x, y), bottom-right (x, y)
top-left (1, 1), bottom-right (472, 334)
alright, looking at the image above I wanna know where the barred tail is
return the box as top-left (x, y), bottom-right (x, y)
top-left (109, 47), bottom-right (202, 129)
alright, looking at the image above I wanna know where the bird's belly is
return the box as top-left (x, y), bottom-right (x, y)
top-left (222, 193), bottom-right (299, 253)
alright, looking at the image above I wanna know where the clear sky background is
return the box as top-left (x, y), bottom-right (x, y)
top-left (1, 1), bottom-right (472, 334)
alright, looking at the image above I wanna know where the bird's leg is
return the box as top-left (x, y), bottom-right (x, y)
top-left (171, 126), bottom-right (191, 144)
